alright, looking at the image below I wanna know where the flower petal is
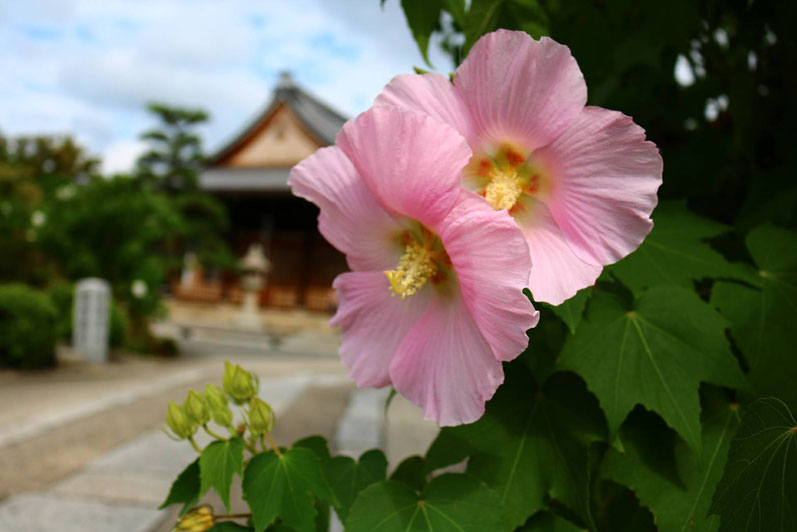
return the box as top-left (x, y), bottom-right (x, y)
top-left (454, 30), bottom-right (587, 151)
top-left (331, 271), bottom-right (430, 388)
top-left (335, 106), bottom-right (471, 227)
top-left (438, 191), bottom-right (539, 362)
top-left (390, 294), bottom-right (504, 426)
top-left (288, 146), bottom-right (403, 271)
top-left (374, 73), bottom-right (477, 145)
top-left (536, 106), bottom-right (663, 266)
top-left (514, 198), bottom-right (603, 305)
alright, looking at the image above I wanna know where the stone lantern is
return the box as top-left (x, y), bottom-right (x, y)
top-left (238, 243), bottom-right (270, 328)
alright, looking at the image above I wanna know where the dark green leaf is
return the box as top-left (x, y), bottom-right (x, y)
top-left (389, 455), bottom-right (425, 491)
top-left (710, 398), bottom-right (797, 532)
top-left (293, 435), bottom-right (331, 463)
top-left (400, 0), bottom-right (442, 66)
top-left (463, 0), bottom-right (548, 53)
top-left (345, 474), bottom-right (506, 531)
top-left (712, 225), bottom-right (797, 412)
top-left (546, 287), bottom-right (591, 334)
top-left (159, 459), bottom-right (200, 516)
top-left (324, 449), bottom-right (387, 522)
top-left (608, 203), bottom-right (748, 295)
top-left (208, 522), bottom-right (252, 531)
top-left (603, 398), bottom-right (740, 531)
top-left (199, 437), bottom-right (244, 513)
top-left (426, 368), bottom-right (605, 528)
top-left (243, 447), bottom-right (333, 532)
top-left (560, 287), bottom-right (747, 450)
top-left (520, 512), bottom-right (586, 531)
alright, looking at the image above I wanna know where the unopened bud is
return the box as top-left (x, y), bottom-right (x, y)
top-left (175, 505), bottom-right (214, 531)
top-left (247, 397), bottom-right (274, 435)
top-left (222, 361), bottom-right (259, 404)
top-left (166, 401), bottom-right (197, 440)
top-left (205, 384), bottom-right (233, 427)
top-left (184, 390), bottom-right (210, 426)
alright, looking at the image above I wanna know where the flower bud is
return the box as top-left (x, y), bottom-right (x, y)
top-left (205, 384), bottom-right (233, 427)
top-left (247, 397), bottom-right (274, 435)
top-left (165, 401), bottom-right (197, 440)
top-left (183, 390), bottom-right (210, 426)
top-left (175, 505), bottom-right (214, 531)
top-left (222, 361), bottom-right (259, 404)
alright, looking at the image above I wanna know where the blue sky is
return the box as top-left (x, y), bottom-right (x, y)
top-left (0, 0), bottom-right (452, 173)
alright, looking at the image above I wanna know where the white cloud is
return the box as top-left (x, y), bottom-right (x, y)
top-left (0, 0), bottom-right (447, 167)
top-left (101, 138), bottom-right (147, 175)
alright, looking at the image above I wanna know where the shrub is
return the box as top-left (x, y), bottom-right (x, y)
top-left (109, 301), bottom-right (128, 348)
top-left (0, 283), bottom-right (58, 369)
top-left (47, 280), bottom-right (74, 341)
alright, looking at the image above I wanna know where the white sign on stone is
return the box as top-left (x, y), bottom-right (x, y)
top-left (73, 278), bottom-right (111, 363)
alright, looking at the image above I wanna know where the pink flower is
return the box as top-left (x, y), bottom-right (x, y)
top-left (289, 106), bottom-right (539, 426)
top-left (375, 30), bottom-right (663, 305)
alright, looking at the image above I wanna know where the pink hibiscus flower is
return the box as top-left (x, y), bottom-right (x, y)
top-left (375, 30), bottom-right (663, 305)
top-left (289, 106), bottom-right (539, 426)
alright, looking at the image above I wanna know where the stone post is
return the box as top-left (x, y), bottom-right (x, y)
top-left (73, 278), bottom-right (111, 363)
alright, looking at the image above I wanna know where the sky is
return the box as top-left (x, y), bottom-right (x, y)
top-left (0, 0), bottom-right (452, 174)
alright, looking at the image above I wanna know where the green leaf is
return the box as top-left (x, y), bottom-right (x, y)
top-left (159, 459), bottom-right (201, 516)
top-left (324, 449), bottom-right (387, 522)
top-left (208, 523), bottom-right (253, 531)
top-left (400, 0), bottom-right (442, 66)
top-left (559, 286), bottom-right (747, 450)
top-left (710, 398), bottom-right (797, 532)
top-left (608, 203), bottom-right (748, 295)
top-left (389, 455), bottom-right (426, 491)
top-left (345, 474), bottom-right (506, 531)
top-left (520, 512), bottom-right (586, 531)
top-left (199, 437), bottom-right (244, 513)
top-left (546, 287), bottom-right (591, 334)
top-left (602, 398), bottom-right (740, 531)
top-left (293, 435), bottom-right (331, 463)
top-left (243, 447), bottom-right (333, 532)
top-left (426, 368), bottom-right (605, 529)
top-left (712, 225), bottom-right (797, 412)
top-left (463, 0), bottom-right (548, 53)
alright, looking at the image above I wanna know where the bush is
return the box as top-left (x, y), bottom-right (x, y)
top-left (47, 280), bottom-right (74, 341)
top-left (0, 283), bottom-right (58, 369)
top-left (109, 301), bottom-right (128, 348)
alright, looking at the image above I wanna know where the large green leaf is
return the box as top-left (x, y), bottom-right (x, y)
top-left (345, 474), bottom-right (506, 531)
top-left (559, 286), bottom-right (747, 450)
top-left (425, 368), bottom-right (605, 529)
top-left (399, 0), bottom-right (443, 66)
top-left (710, 398), bottom-right (797, 532)
top-left (712, 225), bottom-right (797, 412)
top-left (242, 447), bottom-right (333, 532)
top-left (608, 203), bottom-right (747, 295)
top-left (520, 512), bottom-right (586, 531)
top-left (463, 0), bottom-right (548, 53)
top-left (545, 286), bottom-right (591, 334)
top-left (199, 437), bottom-right (244, 513)
top-left (159, 458), bottom-right (201, 516)
top-left (324, 449), bottom-right (387, 522)
top-left (603, 397), bottom-right (740, 531)
top-left (208, 523), bottom-right (252, 531)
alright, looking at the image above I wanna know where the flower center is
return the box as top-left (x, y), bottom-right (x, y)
top-left (385, 240), bottom-right (437, 299)
top-left (465, 143), bottom-right (547, 213)
top-left (385, 226), bottom-right (451, 299)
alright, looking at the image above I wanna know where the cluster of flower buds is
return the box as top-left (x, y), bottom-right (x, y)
top-left (174, 505), bottom-right (214, 531)
top-left (164, 362), bottom-right (276, 452)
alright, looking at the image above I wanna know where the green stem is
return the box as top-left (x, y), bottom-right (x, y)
top-left (203, 424), bottom-right (226, 440)
top-left (188, 436), bottom-right (202, 453)
top-left (264, 432), bottom-right (282, 457)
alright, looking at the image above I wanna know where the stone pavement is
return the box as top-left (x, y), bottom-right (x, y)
top-left (0, 348), bottom-right (439, 532)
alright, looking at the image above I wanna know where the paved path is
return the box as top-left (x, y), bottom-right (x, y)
top-left (0, 350), bottom-right (438, 532)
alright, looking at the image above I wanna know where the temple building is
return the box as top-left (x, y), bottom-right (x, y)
top-left (174, 73), bottom-right (348, 311)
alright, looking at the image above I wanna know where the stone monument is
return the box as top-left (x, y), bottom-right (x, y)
top-left (73, 278), bottom-right (111, 363)
top-left (238, 244), bottom-right (270, 329)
